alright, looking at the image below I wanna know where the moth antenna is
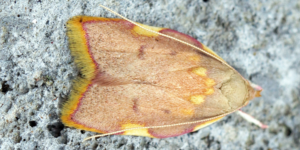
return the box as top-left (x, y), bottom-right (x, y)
top-left (237, 110), bottom-right (268, 129)
top-left (98, 4), bottom-right (236, 72)
top-left (83, 103), bottom-right (249, 141)
top-left (83, 108), bottom-right (268, 141)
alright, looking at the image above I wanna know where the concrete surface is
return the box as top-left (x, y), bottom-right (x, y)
top-left (0, 0), bottom-right (299, 149)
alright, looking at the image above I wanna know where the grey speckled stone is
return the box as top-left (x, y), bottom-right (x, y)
top-left (0, 0), bottom-right (299, 149)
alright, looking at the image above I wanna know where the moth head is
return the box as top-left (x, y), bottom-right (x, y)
top-left (219, 73), bottom-right (262, 108)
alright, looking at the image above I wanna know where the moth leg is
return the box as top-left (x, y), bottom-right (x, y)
top-left (236, 110), bottom-right (268, 129)
top-left (249, 82), bottom-right (263, 91)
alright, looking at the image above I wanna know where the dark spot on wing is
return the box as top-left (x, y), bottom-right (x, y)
top-left (162, 109), bottom-right (171, 114)
top-left (138, 45), bottom-right (146, 60)
top-left (93, 71), bottom-right (131, 86)
top-left (170, 50), bottom-right (177, 55)
top-left (133, 98), bottom-right (139, 113)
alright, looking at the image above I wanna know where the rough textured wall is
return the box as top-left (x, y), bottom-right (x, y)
top-left (0, 0), bottom-right (299, 149)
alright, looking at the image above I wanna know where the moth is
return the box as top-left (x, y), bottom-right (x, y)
top-left (61, 5), bottom-right (265, 140)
